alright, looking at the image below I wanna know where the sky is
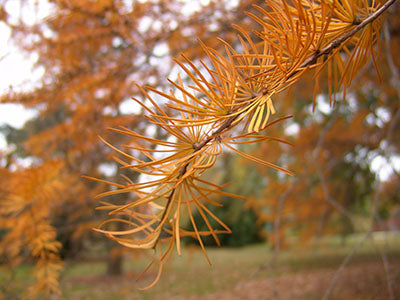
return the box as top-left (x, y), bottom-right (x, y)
top-left (0, 0), bottom-right (398, 180)
top-left (0, 0), bottom-right (51, 149)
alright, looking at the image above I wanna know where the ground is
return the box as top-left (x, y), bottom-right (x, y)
top-left (175, 261), bottom-right (400, 300)
top-left (56, 233), bottom-right (400, 300)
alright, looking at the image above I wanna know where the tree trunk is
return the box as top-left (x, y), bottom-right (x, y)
top-left (106, 243), bottom-right (123, 275)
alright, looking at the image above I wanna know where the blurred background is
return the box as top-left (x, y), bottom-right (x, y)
top-left (0, 0), bottom-right (399, 299)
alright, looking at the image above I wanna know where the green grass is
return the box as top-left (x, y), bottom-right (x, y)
top-left (2, 232), bottom-right (400, 299)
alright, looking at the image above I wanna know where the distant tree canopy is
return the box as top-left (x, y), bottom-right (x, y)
top-left (186, 152), bottom-right (266, 247)
top-left (0, 0), bottom-right (399, 296)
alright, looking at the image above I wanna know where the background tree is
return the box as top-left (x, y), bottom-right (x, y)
top-left (186, 152), bottom-right (266, 247)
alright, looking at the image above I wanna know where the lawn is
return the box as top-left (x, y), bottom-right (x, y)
top-left (2, 232), bottom-right (400, 299)
top-left (58, 232), bottom-right (400, 300)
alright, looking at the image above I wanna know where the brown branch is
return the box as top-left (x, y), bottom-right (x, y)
top-left (249, 102), bottom-right (340, 280)
top-left (302, 0), bottom-right (398, 67)
top-left (155, 109), bottom-right (244, 244)
top-left (315, 164), bottom-right (355, 221)
top-left (187, 0), bottom-right (398, 177)
top-left (156, 0), bottom-right (397, 245)
top-left (322, 232), bottom-right (371, 300)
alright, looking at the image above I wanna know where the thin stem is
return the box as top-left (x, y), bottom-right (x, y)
top-left (322, 232), bottom-right (371, 300)
top-left (154, 0), bottom-right (397, 248)
top-left (302, 0), bottom-right (398, 67)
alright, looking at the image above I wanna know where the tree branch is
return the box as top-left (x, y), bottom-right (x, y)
top-left (155, 0), bottom-right (398, 251)
top-left (303, 0), bottom-right (398, 67)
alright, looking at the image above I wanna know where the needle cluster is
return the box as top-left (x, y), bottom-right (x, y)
top-left (86, 0), bottom-right (395, 289)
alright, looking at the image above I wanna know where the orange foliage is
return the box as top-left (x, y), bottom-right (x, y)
top-left (85, 0), bottom-right (396, 288)
top-left (0, 162), bottom-right (65, 297)
top-left (0, 0), bottom-right (397, 294)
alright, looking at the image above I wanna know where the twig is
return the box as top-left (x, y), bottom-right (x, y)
top-left (383, 18), bottom-right (400, 100)
top-left (302, 0), bottom-right (398, 67)
top-left (370, 234), bottom-right (395, 300)
top-left (322, 232), bottom-right (371, 300)
top-left (249, 104), bottom-right (340, 280)
top-left (157, 0), bottom-right (398, 262)
top-left (315, 164), bottom-right (355, 221)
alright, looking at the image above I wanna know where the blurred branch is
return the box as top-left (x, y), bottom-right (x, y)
top-left (322, 232), bottom-right (371, 300)
top-left (384, 20), bottom-right (400, 99)
top-left (315, 164), bottom-right (355, 221)
top-left (371, 235), bottom-right (396, 300)
top-left (250, 106), bottom-right (341, 280)
top-left (322, 11), bottom-right (400, 298)
top-left (324, 145), bottom-right (397, 299)
top-left (0, 52), bottom-right (10, 63)
top-left (383, 19), bottom-right (400, 163)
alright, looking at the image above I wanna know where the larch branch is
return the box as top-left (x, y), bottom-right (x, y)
top-left (158, 0), bottom-right (397, 238)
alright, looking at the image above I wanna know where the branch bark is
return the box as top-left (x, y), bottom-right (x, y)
top-left (156, 0), bottom-right (398, 251)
